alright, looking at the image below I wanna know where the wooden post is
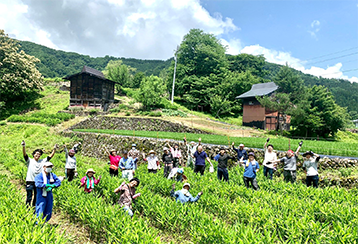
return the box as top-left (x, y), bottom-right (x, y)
top-left (227, 135), bottom-right (230, 145)
top-left (288, 139), bottom-right (291, 150)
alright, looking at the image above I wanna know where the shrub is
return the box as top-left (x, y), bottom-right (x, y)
top-left (125, 112), bottom-right (131, 116)
top-left (148, 111), bottom-right (162, 117)
top-left (162, 109), bottom-right (187, 117)
top-left (89, 109), bottom-right (100, 115)
top-left (0, 120), bottom-right (6, 126)
top-left (68, 106), bottom-right (84, 112)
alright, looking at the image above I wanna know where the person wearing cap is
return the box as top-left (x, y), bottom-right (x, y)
top-left (168, 168), bottom-right (186, 182)
top-left (34, 162), bottom-right (61, 222)
top-left (192, 145), bottom-right (213, 176)
top-left (162, 147), bottom-right (174, 178)
top-left (21, 140), bottom-right (57, 206)
top-left (214, 147), bottom-right (235, 182)
top-left (232, 142), bottom-right (248, 161)
top-left (271, 141), bottom-right (303, 183)
top-left (263, 138), bottom-right (277, 180)
top-left (128, 144), bottom-right (140, 170)
top-left (166, 141), bottom-right (182, 167)
top-left (64, 145), bottom-right (77, 182)
top-left (80, 169), bottom-right (102, 193)
top-left (114, 178), bottom-right (141, 217)
top-left (184, 137), bottom-right (201, 169)
top-left (105, 148), bottom-right (121, 177)
top-left (240, 152), bottom-right (260, 190)
top-left (170, 183), bottom-right (203, 204)
top-left (119, 151), bottom-right (136, 181)
top-left (142, 150), bottom-right (159, 173)
top-left (302, 151), bottom-right (321, 188)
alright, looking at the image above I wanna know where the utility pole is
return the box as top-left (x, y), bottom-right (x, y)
top-left (171, 46), bottom-right (178, 104)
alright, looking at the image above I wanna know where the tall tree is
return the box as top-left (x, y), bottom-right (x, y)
top-left (136, 75), bottom-right (166, 110)
top-left (103, 60), bottom-right (136, 93)
top-left (0, 30), bottom-right (43, 106)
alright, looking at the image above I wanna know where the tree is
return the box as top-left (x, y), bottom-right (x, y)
top-left (0, 30), bottom-right (43, 106)
top-left (103, 60), bottom-right (136, 93)
top-left (291, 85), bottom-right (349, 137)
top-left (132, 72), bottom-right (145, 88)
top-left (228, 53), bottom-right (267, 78)
top-left (136, 75), bottom-right (166, 110)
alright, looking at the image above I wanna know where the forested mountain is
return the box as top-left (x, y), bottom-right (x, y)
top-left (18, 41), bottom-right (172, 78)
top-left (17, 39), bottom-right (358, 117)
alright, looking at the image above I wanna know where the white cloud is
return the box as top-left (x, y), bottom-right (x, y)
top-left (1, 0), bottom-right (237, 59)
top-left (220, 38), bottom-right (242, 55)
top-left (308, 19), bottom-right (320, 39)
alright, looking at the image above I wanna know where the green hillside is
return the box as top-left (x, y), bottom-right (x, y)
top-left (18, 40), bottom-right (172, 78)
top-left (16, 39), bottom-right (358, 117)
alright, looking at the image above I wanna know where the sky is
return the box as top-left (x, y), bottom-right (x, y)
top-left (0, 0), bottom-right (357, 82)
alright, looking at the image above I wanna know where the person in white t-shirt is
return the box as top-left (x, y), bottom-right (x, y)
top-left (263, 138), bottom-right (277, 180)
top-left (302, 151), bottom-right (320, 188)
top-left (142, 150), bottom-right (159, 173)
top-left (21, 140), bottom-right (57, 206)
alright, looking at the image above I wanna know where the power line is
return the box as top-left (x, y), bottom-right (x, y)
top-left (305, 46), bottom-right (358, 61)
top-left (306, 51), bottom-right (358, 65)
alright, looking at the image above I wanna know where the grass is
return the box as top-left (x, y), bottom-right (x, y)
top-left (73, 128), bottom-right (358, 157)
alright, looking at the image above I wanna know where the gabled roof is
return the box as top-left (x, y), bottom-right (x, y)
top-left (63, 65), bottom-right (114, 83)
top-left (236, 82), bottom-right (278, 99)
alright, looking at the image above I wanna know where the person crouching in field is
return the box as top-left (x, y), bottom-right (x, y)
top-left (64, 145), bottom-right (77, 182)
top-left (263, 138), bottom-right (277, 180)
top-left (80, 168), bottom-right (101, 193)
top-left (35, 162), bottom-right (61, 222)
top-left (271, 141), bottom-right (303, 183)
top-left (214, 147), bottom-right (235, 182)
top-left (142, 150), bottom-right (159, 173)
top-left (21, 140), bottom-right (57, 206)
top-left (114, 178), bottom-right (141, 217)
top-left (240, 152), bottom-right (260, 190)
top-left (302, 151), bottom-right (320, 188)
top-left (170, 183), bottom-right (202, 204)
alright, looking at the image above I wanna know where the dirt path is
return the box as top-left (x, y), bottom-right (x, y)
top-left (0, 164), bottom-right (96, 244)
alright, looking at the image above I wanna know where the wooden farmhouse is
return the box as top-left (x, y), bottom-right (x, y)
top-left (64, 66), bottom-right (115, 111)
top-left (236, 82), bottom-right (290, 131)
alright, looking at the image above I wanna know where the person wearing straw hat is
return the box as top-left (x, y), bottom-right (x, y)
top-left (105, 148), bottom-right (121, 177)
top-left (271, 141), bottom-right (303, 183)
top-left (119, 150), bottom-right (136, 180)
top-left (114, 178), bottom-right (141, 217)
top-left (214, 147), bottom-right (235, 182)
top-left (263, 138), bottom-right (277, 180)
top-left (34, 161), bottom-right (61, 222)
top-left (21, 140), bottom-right (57, 206)
top-left (64, 145), bottom-right (77, 182)
top-left (142, 150), bottom-right (159, 173)
top-left (80, 168), bottom-right (102, 193)
top-left (240, 152), bottom-right (260, 190)
top-left (232, 142), bottom-right (248, 161)
top-left (302, 151), bottom-right (321, 188)
top-left (170, 183), bottom-right (203, 204)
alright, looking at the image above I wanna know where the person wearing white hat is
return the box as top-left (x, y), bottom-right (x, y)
top-left (170, 183), bottom-right (203, 204)
top-left (80, 168), bottom-right (102, 193)
top-left (142, 150), bottom-right (159, 173)
top-left (34, 161), bottom-right (61, 222)
top-left (21, 140), bottom-right (57, 206)
top-left (232, 142), bottom-right (248, 161)
top-left (128, 144), bottom-right (140, 170)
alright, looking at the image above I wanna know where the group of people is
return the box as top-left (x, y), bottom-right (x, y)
top-left (22, 136), bottom-right (322, 222)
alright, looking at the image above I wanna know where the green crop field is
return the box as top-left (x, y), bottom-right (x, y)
top-left (74, 129), bottom-right (358, 157)
top-left (1, 124), bottom-right (358, 243)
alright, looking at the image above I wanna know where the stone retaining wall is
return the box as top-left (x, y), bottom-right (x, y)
top-left (68, 116), bottom-right (210, 134)
top-left (62, 130), bottom-right (358, 170)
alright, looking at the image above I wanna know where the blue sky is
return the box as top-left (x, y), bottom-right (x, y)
top-left (0, 0), bottom-right (357, 81)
